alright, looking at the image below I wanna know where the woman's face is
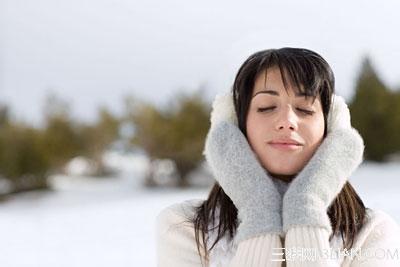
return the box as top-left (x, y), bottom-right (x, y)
top-left (246, 67), bottom-right (325, 181)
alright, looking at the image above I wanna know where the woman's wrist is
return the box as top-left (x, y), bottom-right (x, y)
top-left (282, 127), bottom-right (364, 234)
top-left (235, 209), bottom-right (284, 244)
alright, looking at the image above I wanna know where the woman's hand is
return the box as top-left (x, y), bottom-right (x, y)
top-left (282, 94), bottom-right (365, 235)
top-left (203, 92), bottom-right (283, 245)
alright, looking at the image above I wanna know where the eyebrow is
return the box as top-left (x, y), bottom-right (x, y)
top-left (252, 89), bottom-right (310, 99)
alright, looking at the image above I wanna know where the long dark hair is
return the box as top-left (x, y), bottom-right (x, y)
top-left (191, 48), bottom-right (367, 266)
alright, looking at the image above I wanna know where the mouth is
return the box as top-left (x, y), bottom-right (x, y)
top-left (268, 142), bottom-right (303, 151)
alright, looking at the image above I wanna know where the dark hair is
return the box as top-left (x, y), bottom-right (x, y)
top-left (191, 47), bottom-right (367, 266)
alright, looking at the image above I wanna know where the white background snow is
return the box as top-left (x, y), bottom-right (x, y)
top-left (0, 159), bottom-right (399, 267)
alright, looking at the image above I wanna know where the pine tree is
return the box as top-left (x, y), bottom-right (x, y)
top-left (349, 57), bottom-right (398, 161)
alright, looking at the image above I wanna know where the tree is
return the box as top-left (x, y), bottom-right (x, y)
top-left (0, 105), bottom-right (10, 127)
top-left (385, 89), bottom-right (400, 156)
top-left (349, 57), bottom-right (400, 161)
top-left (78, 106), bottom-right (121, 175)
top-left (126, 89), bottom-right (211, 187)
top-left (0, 122), bottom-right (50, 192)
top-left (40, 93), bottom-right (83, 171)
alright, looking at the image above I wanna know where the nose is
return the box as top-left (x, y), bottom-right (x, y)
top-left (274, 105), bottom-right (298, 131)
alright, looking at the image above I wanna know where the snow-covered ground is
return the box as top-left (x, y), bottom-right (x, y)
top-left (0, 162), bottom-right (398, 267)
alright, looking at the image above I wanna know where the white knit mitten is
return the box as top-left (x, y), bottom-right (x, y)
top-left (282, 94), bottom-right (365, 235)
top-left (203, 92), bottom-right (283, 244)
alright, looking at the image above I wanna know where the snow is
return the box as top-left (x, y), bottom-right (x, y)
top-left (0, 162), bottom-right (398, 267)
top-left (64, 156), bottom-right (99, 176)
top-left (349, 161), bottom-right (400, 220)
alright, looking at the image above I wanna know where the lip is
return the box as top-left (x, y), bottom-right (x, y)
top-left (268, 138), bottom-right (303, 146)
top-left (268, 143), bottom-right (302, 151)
top-left (268, 138), bottom-right (303, 151)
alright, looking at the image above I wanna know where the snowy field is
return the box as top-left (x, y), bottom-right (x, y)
top-left (0, 162), bottom-right (399, 267)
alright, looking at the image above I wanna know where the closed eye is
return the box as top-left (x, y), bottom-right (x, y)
top-left (297, 108), bottom-right (315, 115)
top-left (257, 107), bottom-right (275, 112)
top-left (257, 106), bottom-right (315, 115)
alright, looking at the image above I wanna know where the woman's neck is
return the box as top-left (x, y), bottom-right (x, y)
top-left (268, 172), bottom-right (296, 183)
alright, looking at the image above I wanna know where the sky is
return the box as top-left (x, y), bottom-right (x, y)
top-left (1, 0), bottom-right (400, 126)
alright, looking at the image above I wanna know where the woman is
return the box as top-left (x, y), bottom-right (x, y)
top-left (156, 48), bottom-right (400, 266)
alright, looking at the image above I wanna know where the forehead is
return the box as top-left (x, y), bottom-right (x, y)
top-left (253, 67), bottom-right (296, 94)
top-left (252, 67), bottom-right (319, 103)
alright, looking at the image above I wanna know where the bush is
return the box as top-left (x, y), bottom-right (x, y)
top-left (0, 123), bottom-right (49, 192)
top-left (125, 89), bottom-right (211, 187)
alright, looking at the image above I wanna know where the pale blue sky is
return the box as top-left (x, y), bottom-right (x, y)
top-left (1, 0), bottom-right (399, 126)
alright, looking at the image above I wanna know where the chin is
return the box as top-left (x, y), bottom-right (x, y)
top-left (264, 163), bottom-right (299, 176)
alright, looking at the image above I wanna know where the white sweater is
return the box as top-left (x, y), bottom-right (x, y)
top-left (156, 198), bottom-right (400, 267)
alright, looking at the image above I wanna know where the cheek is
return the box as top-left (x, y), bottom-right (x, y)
top-left (303, 115), bottom-right (325, 146)
top-left (246, 112), bottom-right (271, 145)
top-left (296, 115), bottom-right (325, 170)
top-left (245, 113), bottom-right (275, 169)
